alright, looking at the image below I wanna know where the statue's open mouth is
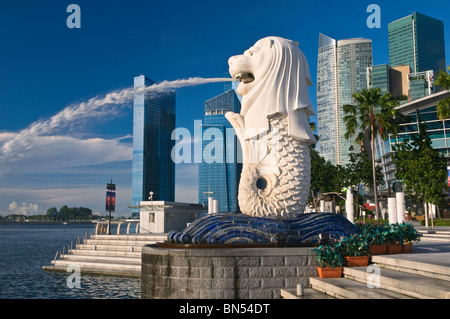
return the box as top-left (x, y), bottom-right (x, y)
top-left (235, 72), bottom-right (255, 84)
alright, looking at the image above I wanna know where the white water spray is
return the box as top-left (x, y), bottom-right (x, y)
top-left (0, 77), bottom-right (233, 168)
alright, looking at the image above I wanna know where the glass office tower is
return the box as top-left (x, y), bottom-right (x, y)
top-left (198, 89), bottom-right (242, 213)
top-left (367, 64), bottom-right (391, 95)
top-left (317, 34), bottom-right (373, 165)
top-left (388, 12), bottom-right (446, 75)
top-left (367, 64), bottom-right (410, 99)
top-left (131, 75), bottom-right (176, 214)
top-left (337, 38), bottom-right (373, 165)
top-left (317, 33), bottom-right (339, 164)
top-left (408, 70), bottom-right (434, 101)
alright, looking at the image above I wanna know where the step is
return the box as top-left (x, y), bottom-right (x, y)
top-left (372, 254), bottom-right (450, 281)
top-left (83, 239), bottom-right (161, 246)
top-left (43, 233), bottom-right (167, 277)
top-left (309, 277), bottom-right (413, 299)
top-left (51, 259), bottom-right (141, 272)
top-left (418, 232), bottom-right (450, 242)
top-left (76, 244), bottom-right (146, 252)
top-left (91, 234), bottom-right (167, 241)
top-left (419, 236), bottom-right (450, 242)
top-left (43, 264), bottom-right (140, 277)
top-left (280, 288), bottom-right (334, 299)
top-left (344, 266), bottom-right (450, 299)
top-left (69, 249), bottom-right (141, 258)
top-left (59, 254), bottom-right (141, 264)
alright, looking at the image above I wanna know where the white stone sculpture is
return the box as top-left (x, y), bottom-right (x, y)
top-left (226, 36), bottom-right (316, 219)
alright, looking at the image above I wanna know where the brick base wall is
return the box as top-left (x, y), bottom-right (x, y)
top-left (141, 245), bottom-right (319, 299)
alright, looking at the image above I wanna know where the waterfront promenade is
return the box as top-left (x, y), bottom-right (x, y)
top-left (284, 223), bottom-right (450, 299)
top-left (42, 221), bottom-right (450, 299)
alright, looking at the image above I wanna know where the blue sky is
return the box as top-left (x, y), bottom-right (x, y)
top-left (0, 0), bottom-right (449, 216)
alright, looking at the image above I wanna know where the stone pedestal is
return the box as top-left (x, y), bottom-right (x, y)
top-left (141, 245), bottom-right (319, 299)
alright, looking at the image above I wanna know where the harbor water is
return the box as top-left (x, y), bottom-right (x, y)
top-left (0, 224), bottom-right (140, 299)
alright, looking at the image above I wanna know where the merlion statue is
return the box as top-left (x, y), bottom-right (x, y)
top-left (166, 37), bottom-right (359, 245)
top-left (226, 36), bottom-right (316, 219)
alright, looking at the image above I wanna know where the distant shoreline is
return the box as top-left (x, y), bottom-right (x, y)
top-left (0, 221), bottom-right (96, 225)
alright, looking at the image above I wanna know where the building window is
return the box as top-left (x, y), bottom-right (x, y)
top-left (149, 213), bottom-right (155, 223)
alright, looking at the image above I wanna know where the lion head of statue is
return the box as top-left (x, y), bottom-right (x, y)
top-left (228, 36), bottom-right (316, 144)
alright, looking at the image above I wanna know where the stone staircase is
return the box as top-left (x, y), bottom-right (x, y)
top-left (43, 233), bottom-right (167, 277)
top-left (306, 253), bottom-right (450, 299)
top-left (418, 229), bottom-right (450, 242)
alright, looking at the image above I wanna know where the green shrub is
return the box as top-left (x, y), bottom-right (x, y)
top-left (315, 222), bottom-right (420, 266)
top-left (313, 243), bottom-right (344, 268)
top-left (419, 218), bottom-right (450, 226)
top-left (337, 233), bottom-right (370, 257)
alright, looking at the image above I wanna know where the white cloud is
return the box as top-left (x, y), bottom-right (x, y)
top-left (0, 132), bottom-right (132, 175)
top-left (7, 201), bottom-right (39, 216)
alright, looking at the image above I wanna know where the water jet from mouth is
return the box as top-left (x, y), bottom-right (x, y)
top-left (0, 77), bottom-right (234, 168)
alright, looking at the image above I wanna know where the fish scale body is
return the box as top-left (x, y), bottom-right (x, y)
top-left (238, 114), bottom-right (311, 219)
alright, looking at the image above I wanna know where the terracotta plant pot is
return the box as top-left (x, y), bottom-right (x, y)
top-left (387, 244), bottom-right (402, 254)
top-left (344, 256), bottom-right (370, 267)
top-left (402, 242), bottom-right (413, 253)
top-left (316, 267), bottom-right (343, 278)
top-left (369, 245), bottom-right (387, 255)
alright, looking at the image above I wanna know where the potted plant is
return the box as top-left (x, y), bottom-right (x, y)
top-left (356, 222), bottom-right (388, 255)
top-left (385, 223), bottom-right (403, 254)
top-left (313, 243), bottom-right (344, 278)
top-left (398, 222), bottom-right (420, 253)
top-left (339, 234), bottom-right (370, 267)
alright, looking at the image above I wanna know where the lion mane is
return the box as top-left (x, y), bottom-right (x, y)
top-left (237, 36), bottom-right (316, 144)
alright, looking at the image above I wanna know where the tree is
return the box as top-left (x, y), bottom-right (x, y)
top-left (46, 207), bottom-right (58, 215)
top-left (337, 146), bottom-right (383, 191)
top-left (436, 65), bottom-right (450, 120)
top-left (392, 124), bottom-right (448, 208)
top-left (310, 148), bottom-right (340, 195)
top-left (343, 88), bottom-right (402, 219)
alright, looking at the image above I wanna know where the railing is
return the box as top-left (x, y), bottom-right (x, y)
top-left (94, 220), bottom-right (140, 235)
top-left (54, 229), bottom-right (94, 263)
top-left (52, 222), bottom-right (140, 263)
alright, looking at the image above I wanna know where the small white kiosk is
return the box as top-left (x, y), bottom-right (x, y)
top-left (138, 201), bottom-right (204, 234)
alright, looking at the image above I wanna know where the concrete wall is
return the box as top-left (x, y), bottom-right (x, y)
top-left (141, 245), bottom-right (319, 299)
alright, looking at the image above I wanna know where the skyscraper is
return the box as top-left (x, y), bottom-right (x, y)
top-left (198, 89), bottom-right (242, 213)
top-left (374, 12), bottom-right (447, 192)
top-left (317, 34), bottom-right (373, 165)
top-left (316, 34), bottom-right (339, 164)
top-left (388, 12), bottom-right (446, 75)
top-left (367, 64), bottom-right (410, 99)
top-left (131, 75), bottom-right (176, 213)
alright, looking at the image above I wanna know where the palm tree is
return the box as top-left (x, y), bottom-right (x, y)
top-left (342, 88), bottom-right (402, 219)
top-left (436, 65), bottom-right (450, 120)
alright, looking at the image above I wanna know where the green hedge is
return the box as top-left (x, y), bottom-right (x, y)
top-left (419, 218), bottom-right (450, 226)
